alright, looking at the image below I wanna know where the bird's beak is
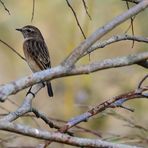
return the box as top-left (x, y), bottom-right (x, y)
top-left (16, 28), bottom-right (23, 32)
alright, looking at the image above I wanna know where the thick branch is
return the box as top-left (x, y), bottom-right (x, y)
top-left (70, 52), bottom-right (148, 75)
top-left (62, 0), bottom-right (148, 67)
top-left (0, 1), bottom-right (147, 101)
top-left (0, 83), bottom-right (43, 122)
top-left (0, 121), bottom-right (139, 148)
top-left (0, 52), bottom-right (147, 102)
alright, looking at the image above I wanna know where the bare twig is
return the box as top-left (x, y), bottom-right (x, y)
top-left (0, 39), bottom-right (26, 61)
top-left (0, 105), bottom-right (10, 113)
top-left (31, 108), bottom-right (73, 136)
top-left (47, 116), bottom-right (102, 137)
top-left (122, 0), bottom-right (143, 4)
top-left (59, 85), bottom-right (148, 133)
top-left (7, 98), bottom-right (19, 108)
top-left (66, 0), bottom-right (86, 39)
top-left (83, 34), bottom-right (148, 57)
top-left (31, 0), bottom-right (35, 22)
top-left (124, 16), bottom-right (136, 34)
top-left (137, 74), bottom-right (148, 88)
top-left (107, 111), bottom-right (148, 132)
top-left (0, 113), bottom-right (102, 138)
top-left (0, 135), bottom-right (17, 145)
top-left (125, 1), bottom-right (135, 48)
top-left (31, 108), bottom-right (56, 128)
top-left (62, 0), bottom-right (148, 67)
top-left (82, 0), bottom-right (92, 20)
top-left (0, 0), bottom-right (10, 15)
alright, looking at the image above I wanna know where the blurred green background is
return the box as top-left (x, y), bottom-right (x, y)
top-left (0, 0), bottom-right (148, 147)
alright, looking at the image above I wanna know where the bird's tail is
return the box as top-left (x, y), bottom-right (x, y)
top-left (46, 81), bottom-right (53, 97)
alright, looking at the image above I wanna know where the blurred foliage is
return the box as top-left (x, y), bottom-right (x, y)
top-left (0, 0), bottom-right (148, 147)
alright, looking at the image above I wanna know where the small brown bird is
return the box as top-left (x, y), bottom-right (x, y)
top-left (16, 25), bottom-right (53, 97)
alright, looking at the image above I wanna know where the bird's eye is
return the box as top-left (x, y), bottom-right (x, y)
top-left (26, 29), bottom-right (33, 33)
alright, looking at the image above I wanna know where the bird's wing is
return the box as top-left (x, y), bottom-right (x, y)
top-left (24, 39), bottom-right (51, 70)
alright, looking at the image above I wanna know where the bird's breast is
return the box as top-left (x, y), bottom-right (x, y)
top-left (23, 40), bottom-right (41, 72)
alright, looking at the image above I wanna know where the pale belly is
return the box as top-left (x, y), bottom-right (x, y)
top-left (24, 51), bottom-right (41, 72)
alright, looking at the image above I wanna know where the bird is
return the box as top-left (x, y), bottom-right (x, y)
top-left (16, 25), bottom-right (53, 97)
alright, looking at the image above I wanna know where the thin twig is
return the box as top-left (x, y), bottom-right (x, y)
top-left (0, 105), bottom-right (10, 113)
top-left (31, 0), bottom-right (35, 22)
top-left (124, 16), bottom-right (136, 34)
top-left (47, 116), bottom-right (102, 137)
top-left (62, 1), bottom-right (148, 67)
top-left (122, 0), bottom-right (142, 4)
top-left (7, 98), bottom-right (19, 107)
top-left (31, 108), bottom-right (74, 136)
top-left (66, 0), bottom-right (86, 39)
top-left (43, 83), bottom-right (148, 147)
top-left (0, 0), bottom-right (10, 15)
top-left (137, 74), bottom-right (148, 89)
top-left (59, 85), bottom-right (148, 133)
top-left (0, 113), bottom-right (102, 137)
top-left (107, 111), bottom-right (148, 132)
top-left (0, 135), bottom-right (17, 145)
top-left (82, 0), bottom-right (92, 20)
top-left (125, 1), bottom-right (135, 48)
top-left (83, 34), bottom-right (148, 57)
top-left (0, 39), bottom-right (26, 61)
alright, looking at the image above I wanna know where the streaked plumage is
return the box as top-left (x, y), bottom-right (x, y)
top-left (16, 25), bottom-right (53, 97)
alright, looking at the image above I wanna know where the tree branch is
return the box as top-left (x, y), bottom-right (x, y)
top-left (0, 83), bottom-right (43, 122)
top-left (62, 0), bottom-right (148, 67)
top-left (0, 121), bottom-right (140, 148)
top-left (0, 51), bottom-right (147, 102)
top-left (83, 34), bottom-right (148, 57)
top-left (0, 1), bottom-right (147, 102)
top-left (59, 85), bottom-right (148, 133)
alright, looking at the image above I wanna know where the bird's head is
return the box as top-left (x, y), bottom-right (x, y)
top-left (16, 25), bottom-right (43, 39)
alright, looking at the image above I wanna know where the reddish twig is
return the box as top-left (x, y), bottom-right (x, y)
top-left (45, 78), bottom-right (148, 147)
top-left (59, 86), bottom-right (148, 133)
top-left (45, 116), bottom-right (102, 137)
